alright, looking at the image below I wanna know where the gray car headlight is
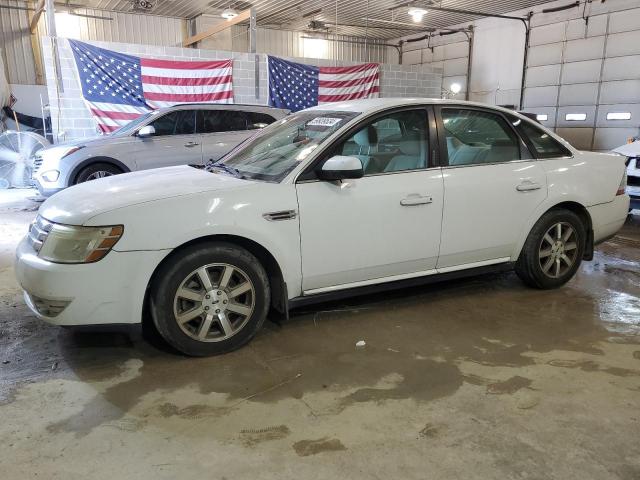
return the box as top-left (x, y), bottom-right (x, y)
top-left (31, 219), bottom-right (124, 263)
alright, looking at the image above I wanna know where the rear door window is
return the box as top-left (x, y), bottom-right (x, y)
top-left (441, 108), bottom-right (521, 166)
top-left (198, 110), bottom-right (248, 133)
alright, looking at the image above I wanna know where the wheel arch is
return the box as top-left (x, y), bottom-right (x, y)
top-left (142, 234), bottom-right (288, 328)
top-left (69, 156), bottom-right (130, 185)
top-left (514, 200), bottom-right (594, 262)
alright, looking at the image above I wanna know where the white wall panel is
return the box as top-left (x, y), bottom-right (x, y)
top-left (558, 83), bottom-right (599, 106)
top-left (528, 43), bottom-right (563, 67)
top-left (605, 30), bottom-right (640, 57)
top-left (602, 56), bottom-right (640, 81)
top-left (556, 127), bottom-right (594, 150)
top-left (0, 0), bottom-right (39, 84)
top-left (600, 80), bottom-right (640, 104)
top-left (560, 60), bottom-right (601, 85)
top-left (524, 85), bottom-right (558, 107)
top-left (608, 8), bottom-right (640, 33)
top-left (526, 64), bottom-right (561, 87)
top-left (563, 37), bottom-right (605, 62)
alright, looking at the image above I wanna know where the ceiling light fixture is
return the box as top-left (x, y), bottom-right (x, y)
top-left (450, 83), bottom-right (462, 94)
top-left (221, 8), bottom-right (239, 19)
top-left (408, 7), bottom-right (428, 23)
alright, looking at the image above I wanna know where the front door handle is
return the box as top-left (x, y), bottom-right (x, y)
top-left (400, 194), bottom-right (433, 206)
top-left (516, 181), bottom-right (542, 192)
top-left (184, 141), bottom-right (200, 148)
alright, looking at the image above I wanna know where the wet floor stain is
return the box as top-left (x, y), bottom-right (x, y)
top-left (158, 403), bottom-right (226, 420)
top-left (486, 376), bottom-right (532, 395)
top-left (547, 359), bottom-right (640, 377)
top-left (293, 438), bottom-right (347, 456)
top-left (418, 423), bottom-right (440, 439)
top-left (240, 425), bottom-right (290, 446)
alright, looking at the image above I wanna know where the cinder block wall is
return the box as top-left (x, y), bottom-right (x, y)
top-left (42, 37), bottom-right (443, 141)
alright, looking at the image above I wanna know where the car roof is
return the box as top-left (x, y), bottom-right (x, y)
top-left (161, 103), bottom-right (289, 114)
top-left (306, 97), bottom-right (520, 116)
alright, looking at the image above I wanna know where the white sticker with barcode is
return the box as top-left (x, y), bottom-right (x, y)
top-left (307, 117), bottom-right (342, 127)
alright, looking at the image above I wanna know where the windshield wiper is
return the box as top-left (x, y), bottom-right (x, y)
top-left (207, 160), bottom-right (245, 178)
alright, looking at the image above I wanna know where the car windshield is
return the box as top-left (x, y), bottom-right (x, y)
top-left (206, 110), bottom-right (360, 182)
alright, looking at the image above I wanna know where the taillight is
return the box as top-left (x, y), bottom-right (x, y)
top-left (616, 170), bottom-right (627, 196)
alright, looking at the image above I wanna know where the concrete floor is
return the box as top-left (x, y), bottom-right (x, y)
top-left (1, 188), bottom-right (639, 479)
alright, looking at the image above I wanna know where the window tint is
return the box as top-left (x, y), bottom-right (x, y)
top-left (149, 110), bottom-right (196, 136)
top-left (442, 108), bottom-right (520, 166)
top-left (247, 112), bottom-right (277, 130)
top-left (336, 109), bottom-right (428, 175)
top-left (509, 115), bottom-right (572, 158)
top-left (198, 110), bottom-right (248, 133)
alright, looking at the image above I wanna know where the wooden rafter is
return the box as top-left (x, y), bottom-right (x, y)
top-left (182, 8), bottom-right (251, 47)
top-left (30, 0), bottom-right (46, 33)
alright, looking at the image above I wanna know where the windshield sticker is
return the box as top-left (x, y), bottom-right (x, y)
top-left (307, 117), bottom-right (343, 127)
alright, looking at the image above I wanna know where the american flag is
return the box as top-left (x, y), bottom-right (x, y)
top-left (268, 56), bottom-right (379, 112)
top-left (69, 40), bottom-right (233, 133)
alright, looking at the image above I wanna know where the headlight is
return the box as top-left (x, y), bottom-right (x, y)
top-left (29, 216), bottom-right (124, 263)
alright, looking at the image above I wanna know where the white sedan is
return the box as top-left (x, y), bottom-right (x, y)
top-left (15, 99), bottom-right (630, 356)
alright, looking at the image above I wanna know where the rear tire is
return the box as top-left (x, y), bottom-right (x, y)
top-left (515, 209), bottom-right (586, 289)
top-left (74, 162), bottom-right (123, 184)
top-left (150, 243), bottom-right (270, 356)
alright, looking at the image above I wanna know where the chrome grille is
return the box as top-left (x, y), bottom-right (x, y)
top-left (31, 153), bottom-right (44, 178)
top-left (28, 216), bottom-right (52, 253)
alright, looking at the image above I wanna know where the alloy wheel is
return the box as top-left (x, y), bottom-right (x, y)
top-left (85, 170), bottom-right (114, 181)
top-left (173, 263), bottom-right (255, 342)
top-left (538, 222), bottom-right (579, 278)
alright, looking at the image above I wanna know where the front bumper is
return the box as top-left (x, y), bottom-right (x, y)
top-left (34, 177), bottom-right (65, 197)
top-left (15, 237), bottom-right (169, 326)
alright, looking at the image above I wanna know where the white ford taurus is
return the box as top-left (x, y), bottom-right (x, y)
top-left (16, 99), bottom-right (630, 356)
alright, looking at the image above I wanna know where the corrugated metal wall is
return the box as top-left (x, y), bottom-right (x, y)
top-left (196, 15), bottom-right (388, 63)
top-left (522, 4), bottom-right (640, 151)
top-left (62, 8), bottom-right (185, 47)
top-left (0, 4), bottom-right (184, 85)
top-left (0, 0), bottom-right (42, 84)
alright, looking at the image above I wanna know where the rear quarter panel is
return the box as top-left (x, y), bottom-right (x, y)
top-left (511, 151), bottom-right (627, 259)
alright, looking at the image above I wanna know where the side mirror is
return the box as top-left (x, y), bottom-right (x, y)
top-left (137, 125), bottom-right (156, 138)
top-left (317, 155), bottom-right (364, 181)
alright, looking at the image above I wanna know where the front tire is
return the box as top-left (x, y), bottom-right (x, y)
top-left (515, 209), bottom-right (586, 289)
top-left (150, 243), bottom-right (270, 356)
top-left (74, 162), bottom-right (123, 184)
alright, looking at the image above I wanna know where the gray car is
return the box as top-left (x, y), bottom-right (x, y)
top-left (31, 103), bottom-right (289, 196)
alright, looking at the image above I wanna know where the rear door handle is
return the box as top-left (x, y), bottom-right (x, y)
top-left (516, 182), bottom-right (542, 192)
top-left (184, 141), bottom-right (200, 148)
top-left (400, 194), bottom-right (433, 206)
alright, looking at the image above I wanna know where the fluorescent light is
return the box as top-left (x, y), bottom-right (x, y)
top-left (450, 83), bottom-right (462, 94)
top-left (55, 12), bottom-right (81, 39)
top-left (606, 112), bottom-right (631, 120)
top-left (565, 113), bottom-right (587, 121)
top-left (536, 114), bottom-right (548, 121)
top-left (408, 7), bottom-right (428, 22)
top-left (221, 8), bottom-right (238, 19)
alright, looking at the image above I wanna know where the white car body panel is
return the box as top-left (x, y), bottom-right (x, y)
top-left (297, 169), bottom-right (444, 291)
top-left (16, 98), bottom-right (630, 326)
top-left (438, 160), bottom-right (548, 268)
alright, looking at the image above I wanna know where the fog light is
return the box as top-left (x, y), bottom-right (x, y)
top-left (25, 291), bottom-right (70, 318)
top-left (42, 170), bottom-right (60, 182)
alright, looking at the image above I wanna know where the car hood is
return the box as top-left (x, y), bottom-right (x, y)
top-left (39, 166), bottom-right (254, 225)
top-left (612, 140), bottom-right (640, 157)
